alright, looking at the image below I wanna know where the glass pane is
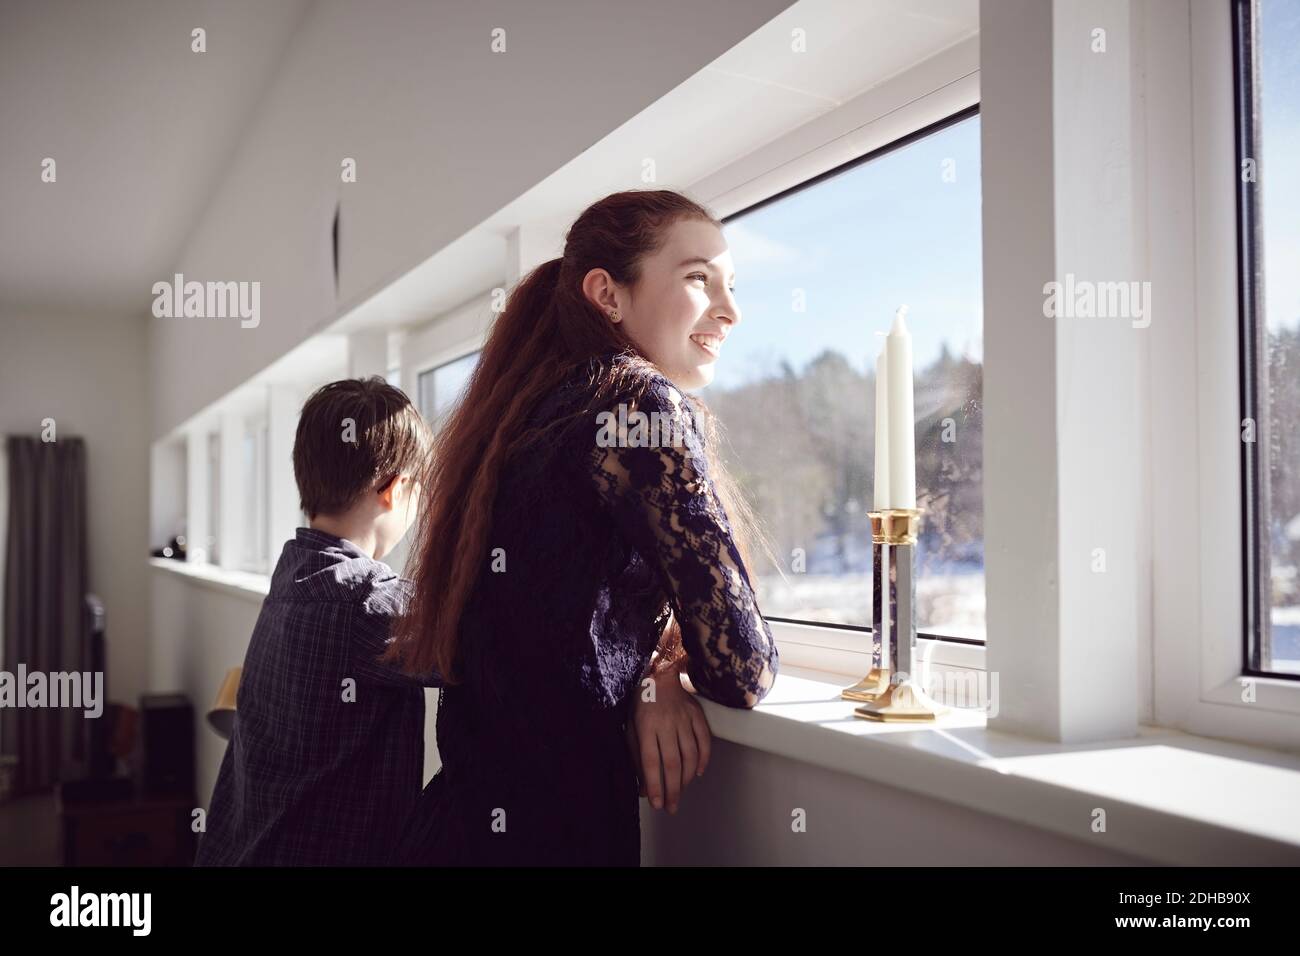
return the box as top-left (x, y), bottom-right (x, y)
top-left (259, 424), bottom-right (269, 563)
top-left (206, 432), bottom-right (220, 566)
top-left (705, 113), bottom-right (985, 639)
top-left (1259, 0), bottom-right (1300, 675)
top-left (418, 351), bottom-right (479, 427)
top-left (417, 366), bottom-right (437, 423)
top-left (242, 430), bottom-right (258, 567)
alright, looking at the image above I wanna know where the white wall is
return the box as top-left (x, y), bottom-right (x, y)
top-left (150, 572), bottom-right (262, 805)
top-left (642, 739), bottom-right (1153, 865)
top-left (149, 439), bottom-right (186, 550)
top-left (0, 308), bottom-right (151, 708)
top-left (148, 0), bottom-right (797, 441)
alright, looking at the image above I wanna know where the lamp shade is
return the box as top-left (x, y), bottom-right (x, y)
top-left (207, 667), bottom-right (242, 740)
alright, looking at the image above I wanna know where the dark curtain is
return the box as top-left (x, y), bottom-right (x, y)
top-left (2, 436), bottom-right (88, 794)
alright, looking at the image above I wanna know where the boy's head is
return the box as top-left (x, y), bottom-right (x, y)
top-left (293, 377), bottom-right (433, 559)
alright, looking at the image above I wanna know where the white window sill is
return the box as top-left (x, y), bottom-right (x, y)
top-left (150, 557), bottom-right (269, 602)
top-left (692, 663), bottom-right (1300, 866)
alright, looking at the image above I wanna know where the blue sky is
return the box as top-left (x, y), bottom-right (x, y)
top-left (1262, 0), bottom-right (1300, 332)
top-left (710, 113), bottom-right (983, 393)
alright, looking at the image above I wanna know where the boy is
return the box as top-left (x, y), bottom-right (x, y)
top-left (195, 377), bottom-right (441, 866)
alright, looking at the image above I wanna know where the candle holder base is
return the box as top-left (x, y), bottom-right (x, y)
top-left (853, 677), bottom-right (948, 722)
top-left (841, 668), bottom-right (889, 702)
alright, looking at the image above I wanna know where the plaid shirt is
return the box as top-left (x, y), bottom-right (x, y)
top-left (195, 528), bottom-right (442, 866)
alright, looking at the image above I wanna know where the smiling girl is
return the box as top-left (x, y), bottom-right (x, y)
top-left (388, 189), bottom-right (779, 866)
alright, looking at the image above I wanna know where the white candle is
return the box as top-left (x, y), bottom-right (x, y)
top-left (886, 306), bottom-right (916, 510)
top-left (873, 347), bottom-right (890, 509)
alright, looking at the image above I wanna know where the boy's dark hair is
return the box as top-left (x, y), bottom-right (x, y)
top-left (293, 377), bottom-right (433, 519)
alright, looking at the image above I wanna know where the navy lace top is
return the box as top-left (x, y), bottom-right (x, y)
top-left (396, 351), bottom-right (778, 866)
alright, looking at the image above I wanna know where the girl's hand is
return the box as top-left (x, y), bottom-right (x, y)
top-left (625, 661), bottom-right (712, 814)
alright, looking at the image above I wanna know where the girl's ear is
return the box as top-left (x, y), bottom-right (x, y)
top-left (376, 475), bottom-right (399, 510)
top-left (404, 474), bottom-right (424, 505)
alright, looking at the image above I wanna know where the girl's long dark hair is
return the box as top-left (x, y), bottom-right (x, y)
top-left (385, 189), bottom-right (776, 682)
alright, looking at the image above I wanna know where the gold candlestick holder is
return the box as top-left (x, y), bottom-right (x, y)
top-left (841, 667), bottom-right (889, 702)
top-left (842, 508), bottom-right (948, 722)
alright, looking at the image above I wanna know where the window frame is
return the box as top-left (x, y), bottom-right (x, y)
top-left (414, 347), bottom-right (482, 427)
top-left (205, 430), bottom-right (221, 567)
top-left (238, 414), bottom-right (270, 575)
top-left (696, 48), bottom-right (983, 677)
top-left (1150, 0), bottom-right (1300, 750)
top-left (1232, 0), bottom-right (1298, 684)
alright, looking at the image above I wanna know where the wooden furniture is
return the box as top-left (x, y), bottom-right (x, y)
top-left (55, 779), bottom-right (197, 866)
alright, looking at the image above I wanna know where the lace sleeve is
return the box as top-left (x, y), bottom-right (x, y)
top-left (585, 371), bottom-right (778, 708)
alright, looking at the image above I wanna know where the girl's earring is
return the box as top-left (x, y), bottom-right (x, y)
top-left (608, 311), bottom-right (619, 323)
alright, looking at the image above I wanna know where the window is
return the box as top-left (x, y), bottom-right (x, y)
top-left (241, 419), bottom-right (269, 572)
top-left (417, 351), bottom-right (479, 428)
top-left (205, 431), bottom-right (220, 566)
top-left (707, 108), bottom-right (984, 641)
top-left (1236, 0), bottom-right (1300, 678)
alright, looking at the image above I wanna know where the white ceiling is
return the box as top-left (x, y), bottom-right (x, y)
top-left (0, 0), bottom-right (310, 316)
